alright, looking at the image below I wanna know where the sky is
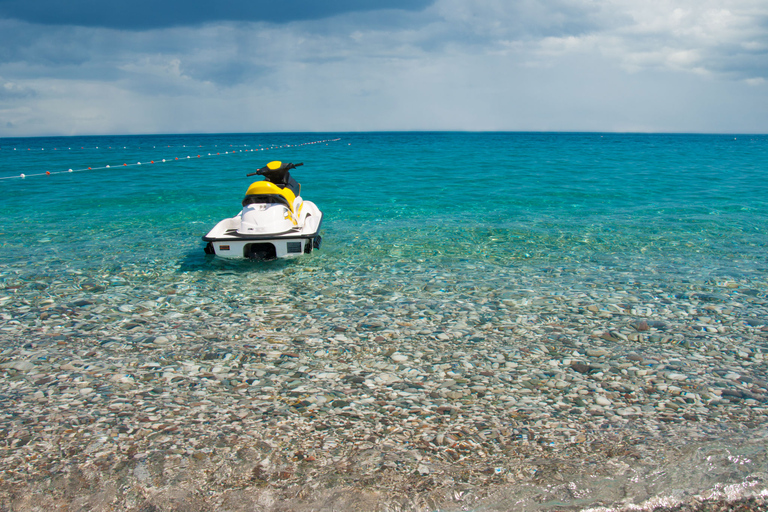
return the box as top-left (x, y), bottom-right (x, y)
top-left (0, 0), bottom-right (766, 136)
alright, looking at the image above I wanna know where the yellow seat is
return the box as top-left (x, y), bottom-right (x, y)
top-left (244, 181), bottom-right (296, 212)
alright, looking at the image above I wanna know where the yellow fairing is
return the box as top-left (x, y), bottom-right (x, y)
top-left (267, 161), bottom-right (282, 170)
top-left (244, 181), bottom-right (296, 211)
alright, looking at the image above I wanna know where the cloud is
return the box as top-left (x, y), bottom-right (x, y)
top-left (515, 0), bottom-right (768, 80)
top-left (2, 1), bottom-right (766, 82)
top-left (0, 0), bottom-right (434, 29)
top-left (0, 76), bottom-right (35, 99)
top-left (0, 0), bottom-right (766, 136)
top-left (432, 0), bottom-right (606, 41)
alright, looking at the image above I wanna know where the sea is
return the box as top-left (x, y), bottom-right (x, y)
top-left (1, 132), bottom-right (767, 510)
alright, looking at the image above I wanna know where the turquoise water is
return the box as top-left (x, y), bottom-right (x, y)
top-left (2, 132), bottom-right (768, 510)
top-left (2, 132), bottom-right (767, 275)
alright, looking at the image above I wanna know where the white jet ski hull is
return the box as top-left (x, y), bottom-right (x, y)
top-left (203, 201), bottom-right (322, 260)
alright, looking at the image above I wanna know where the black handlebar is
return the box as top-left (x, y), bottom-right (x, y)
top-left (246, 162), bottom-right (303, 177)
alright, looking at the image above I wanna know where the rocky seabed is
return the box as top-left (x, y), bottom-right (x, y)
top-left (1, 261), bottom-right (767, 511)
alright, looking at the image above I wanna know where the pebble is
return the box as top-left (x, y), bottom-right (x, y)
top-left (595, 396), bottom-right (612, 406)
top-left (0, 258), bottom-right (767, 510)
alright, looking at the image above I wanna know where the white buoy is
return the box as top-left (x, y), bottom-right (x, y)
top-left (68, 169), bottom-right (73, 172)
top-left (106, 165), bottom-right (110, 168)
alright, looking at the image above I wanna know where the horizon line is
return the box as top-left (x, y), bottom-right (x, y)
top-left (1, 129), bottom-right (766, 140)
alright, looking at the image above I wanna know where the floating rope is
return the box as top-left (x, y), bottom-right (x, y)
top-left (0, 138), bottom-right (341, 180)
top-left (0, 142), bottom-right (293, 152)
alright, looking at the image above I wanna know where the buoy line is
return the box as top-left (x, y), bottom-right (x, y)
top-left (0, 138), bottom-right (341, 181)
top-left (0, 141), bottom-right (319, 152)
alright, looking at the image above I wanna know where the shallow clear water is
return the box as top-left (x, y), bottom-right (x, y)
top-left (2, 132), bottom-right (767, 275)
top-left (0, 133), bottom-right (768, 271)
top-left (1, 132), bottom-right (768, 510)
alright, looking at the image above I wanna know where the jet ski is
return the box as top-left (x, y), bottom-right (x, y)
top-left (203, 161), bottom-right (322, 260)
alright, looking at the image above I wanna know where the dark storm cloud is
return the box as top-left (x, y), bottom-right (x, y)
top-left (0, 21), bottom-right (94, 67)
top-left (0, 0), bottom-right (435, 29)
